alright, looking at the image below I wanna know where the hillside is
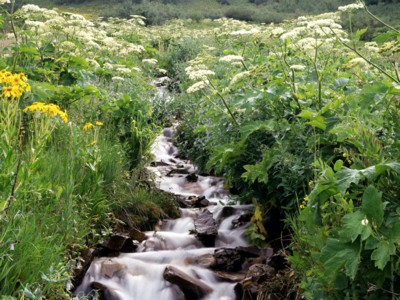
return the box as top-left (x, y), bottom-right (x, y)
top-left (20, 0), bottom-right (400, 26)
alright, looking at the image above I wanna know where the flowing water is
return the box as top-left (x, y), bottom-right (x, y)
top-left (75, 127), bottom-right (252, 300)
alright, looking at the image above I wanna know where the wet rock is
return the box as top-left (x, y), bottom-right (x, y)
top-left (234, 263), bottom-right (277, 299)
top-left (194, 210), bottom-right (218, 247)
top-left (100, 259), bottom-right (125, 278)
top-left (214, 271), bottom-right (246, 282)
top-left (232, 212), bottom-right (253, 227)
top-left (175, 195), bottom-right (191, 208)
top-left (72, 248), bottom-right (99, 289)
top-left (99, 234), bottom-right (137, 255)
top-left (190, 195), bottom-right (212, 208)
top-left (236, 246), bottom-right (262, 258)
top-left (129, 228), bottom-right (148, 243)
top-left (163, 266), bottom-right (213, 299)
top-left (186, 172), bottom-right (198, 182)
top-left (150, 161), bottom-right (171, 167)
top-left (189, 253), bottom-right (216, 268)
top-left (212, 248), bottom-right (245, 272)
top-left (91, 281), bottom-right (121, 300)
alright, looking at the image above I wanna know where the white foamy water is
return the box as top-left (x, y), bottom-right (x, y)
top-left (75, 127), bottom-right (252, 300)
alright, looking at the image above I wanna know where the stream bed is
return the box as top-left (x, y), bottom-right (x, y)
top-left (74, 127), bottom-right (274, 300)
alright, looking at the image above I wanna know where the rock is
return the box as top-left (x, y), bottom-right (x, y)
top-left (72, 248), bottom-right (99, 289)
top-left (266, 250), bottom-right (288, 271)
top-left (91, 281), bottom-right (121, 300)
top-left (194, 210), bottom-right (218, 247)
top-left (212, 248), bottom-right (245, 272)
top-left (236, 246), bottom-right (262, 258)
top-left (100, 234), bottom-right (137, 255)
top-left (163, 266), bottom-right (213, 299)
top-left (100, 259), bottom-right (125, 278)
top-left (186, 173), bottom-right (198, 182)
top-left (214, 271), bottom-right (246, 282)
top-left (191, 195), bottom-right (212, 208)
top-left (188, 253), bottom-right (216, 268)
top-left (129, 228), bottom-right (148, 243)
top-left (232, 212), bottom-right (253, 227)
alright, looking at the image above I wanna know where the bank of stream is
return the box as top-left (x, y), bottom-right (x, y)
top-left (73, 127), bottom-right (293, 300)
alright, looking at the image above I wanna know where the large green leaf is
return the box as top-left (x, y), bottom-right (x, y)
top-left (335, 168), bottom-right (362, 194)
top-left (371, 241), bottom-right (396, 270)
top-left (361, 185), bottom-right (384, 227)
top-left (320, 238), bottom-right (361, 281)
top-left (340, 211), bottom-right (371, 242)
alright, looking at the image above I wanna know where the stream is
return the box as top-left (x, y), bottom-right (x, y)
top-left (74, 127), bottom-right (256, 300)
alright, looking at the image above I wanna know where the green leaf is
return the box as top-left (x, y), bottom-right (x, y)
top-left (334, 77), bottom-right (350, 89)
top-left (240, 120), bottom-right (275, 140)
top-left (371, 241), bottom-right (396, 270)
top-left (361, 185), bottom-right (384, 227)
top-left (334, 159), bottom-right (343, 172)
top-left (335, 168), bottom-right (362, 194)
top-left (320, 238), bottom-right (361, 281)
top-left (298, 110), bottom-right (327, 130)
top-left (374, 31), bottom-right (398, 43)
top-left (355, 28), bottom-right (368, 40)
top-left (340, 211), bottom-right (371, 242)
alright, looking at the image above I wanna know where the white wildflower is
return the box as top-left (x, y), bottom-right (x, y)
top-left (142, 58), bottom-right (158, 65)
top-left (116, 67), bottom-right (131, 75)
top-left (346, 57), bottom-right (368, 68)
top-left (271, 27), bottom-right (285, 36)
top-left (187, 80), bottom-right (208, 93)
top-left (112, 76), bottom-right (125, 82)
top-left (361, 217), bottom-right (369, 226)
top-left (230, 28), bottom-right (260, 36)
top-left (188, 69), bottom-right (215, 81)
top-left (230, 71), bottom-right (251, 85)
top-left (0, 0), bottom-right (10, 4)
top-left (290, 64), bottom-right (306, 71)
top-left (338, 3), bottom-right (364, 12)
top-left (103, 63), bottom-right (114, 70)
top-left (219, 55), bottom-right (243, 63)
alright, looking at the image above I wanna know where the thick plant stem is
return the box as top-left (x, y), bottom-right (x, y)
top-left (361, 1), bottom-right (400, 34)
top-left (340, 40), bottom-right (399, 84)
top-left (207, 79), bottom-right (239, 127)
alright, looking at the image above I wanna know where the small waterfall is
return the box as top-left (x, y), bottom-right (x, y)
top-left (74, 127), bottom-right (253, 300)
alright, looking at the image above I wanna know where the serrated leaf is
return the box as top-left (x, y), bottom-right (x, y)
top-left (371, 241), bottom-right (395, 270)
top-left (361, 185), bottom-right (384, 227)
top-left (340, 211), bottom-right (372, 242)
top-left (320, 238), bottom-right (361, 282)
top-left (335, 168), bottom-right (362, 194)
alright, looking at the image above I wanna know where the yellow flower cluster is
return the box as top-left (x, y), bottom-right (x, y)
top-left (23, 102), bottom-right (68, 123)
top-left (0, 69), bottom-right (31, 99)
top-left (83, 121), bottom-right (103, 131)
top-left (299, 195), bottom-right (309, 209)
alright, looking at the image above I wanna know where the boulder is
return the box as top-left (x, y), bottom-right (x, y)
top-left (129, 228), bottom-right (148, 243)
top-left (163, 266), bottom-right (213, 299)
top-left (193, 210), bottom-right (218, 246)
top-left (212, 248), bottom-right (245, 272)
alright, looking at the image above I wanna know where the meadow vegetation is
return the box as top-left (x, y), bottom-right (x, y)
top-left (0, 0), bottom-right (399, 299)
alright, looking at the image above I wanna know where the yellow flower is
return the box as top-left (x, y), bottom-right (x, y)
top-left (1, 86), bottom-right (23, 98)
top-left (299, 204), bottom-right (305, 209)
top-left (303, 195), bottom-right (309, 201)
top-left (95, 121), bottom-right (103, 126)
top-left (342, 152), bottom-right (347, 158)
top-left (88, 140), bottom-right (97, 146)
top-left (83, 122), bottom-right (94, 131)
top-left (24, 102), bottom-right (68, 123)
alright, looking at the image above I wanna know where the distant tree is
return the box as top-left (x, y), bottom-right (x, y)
top-left (219, 0), bottom-right (230, 4)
